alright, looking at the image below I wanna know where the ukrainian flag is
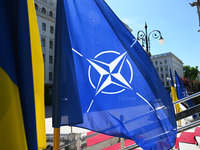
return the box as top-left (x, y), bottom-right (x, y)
top-left (0, 0), bottom-right (46, 149)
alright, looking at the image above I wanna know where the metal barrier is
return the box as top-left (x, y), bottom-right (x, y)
top-left (46, 132), bottom-right (100, 149)
top-left (125, 119), bottom-right (200, 150)
top-left (46, 92), bottom-right (200, 150)
top-left (174, 92), bottom-right (200, 105)
top-left (124, 91), bottom-right (200, 150)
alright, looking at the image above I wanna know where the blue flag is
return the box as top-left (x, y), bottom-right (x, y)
top-left (53, 0), bottom-right (177, 149)
top-left (170, 69), bottom-right (174, 87)
top-left (0, 0), bottom-right (46, 149)
top-left (170, 69), bottom-right (181, 114)
top-left (175, 71), bottom-right (197, 118)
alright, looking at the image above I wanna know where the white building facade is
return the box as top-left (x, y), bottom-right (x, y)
top-left (151, 52), bottom-right (184, 89)
top-left (34, 0), bottom-right (56, 94)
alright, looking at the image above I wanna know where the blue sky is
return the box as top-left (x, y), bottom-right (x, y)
top-left (105, 0), bottom-right (200, 69)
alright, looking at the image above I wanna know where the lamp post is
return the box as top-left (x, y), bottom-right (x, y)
top-left (137, 22), bottom-right (165, 57)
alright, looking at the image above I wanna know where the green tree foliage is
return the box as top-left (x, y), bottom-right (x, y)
top-left (182, 77), bottom-right (200, 104)
top-left (182, 77), bottom-right (200, 92)
top-left (183, 65), bottom-right (198, 80)
top-left (182, 65), bottom-right (200, 104)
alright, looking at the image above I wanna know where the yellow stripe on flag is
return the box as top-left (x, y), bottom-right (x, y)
top-left (27, 0), bottom-right (46, 149)
top-left (171, 86), bottom-right (181, 113)
top-left (0, 67), bottom-right (28, 150)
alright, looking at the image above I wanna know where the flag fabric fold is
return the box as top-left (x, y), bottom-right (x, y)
top-left (0, 0), bottom-right (46, 149)
top-left (53, 0), bottom-right (177, 149)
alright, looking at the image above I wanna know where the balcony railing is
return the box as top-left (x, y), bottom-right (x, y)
top-left (46, 91), bottom-right (200, 150)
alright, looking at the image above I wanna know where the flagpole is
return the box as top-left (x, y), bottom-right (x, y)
top-left (53, 0), bottom-right (62, 149)
top-left (53, 128), bottom-right (60, 150)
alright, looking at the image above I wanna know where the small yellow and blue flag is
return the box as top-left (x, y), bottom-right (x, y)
top-left (170, 69), bottom-right (181, 115)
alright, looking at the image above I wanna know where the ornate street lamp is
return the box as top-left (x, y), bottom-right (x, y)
top-left (137, 22), bottom-right (165, 57)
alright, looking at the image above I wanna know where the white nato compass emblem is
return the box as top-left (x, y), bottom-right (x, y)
top-left (72, 48), bottom-right (156, 113)
top-left (72, 48), bottom-right (133, 96)
top-left (86, 50), bottom-right (133, 96)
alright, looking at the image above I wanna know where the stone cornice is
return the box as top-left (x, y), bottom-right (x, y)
top-left (36, 11), bottom-right (55, 22)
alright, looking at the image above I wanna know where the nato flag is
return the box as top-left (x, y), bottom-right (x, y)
top-left (175, 70), bottom-right (194, 107)
top-left (53, 0), bottom-right (177, 149)
top-left (175, 71), bottom-right (197, 118)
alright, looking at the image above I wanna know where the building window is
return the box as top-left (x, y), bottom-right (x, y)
top-left (49, 40), bottom-right (53, 49)
top-left (50, 26), bottom-right (54, 34)
top-left (166, 81), bottom-right (169, 86)
top-left (42, 22), bottom-right (46, 31)
top-left (41, 38), bottom-right (45, 47)
top-left (49, 55), bottom-right (53, 64)
top-left (41, 7), bottom-right (46, 14)
top-left (165, 66), bottom-right (168, 71)
top-left (49, 88), bottom-right (52, 95)
top-left (49, 11), bottom-right (53, 17)
top-left (35, 4), bottom-right (38, 10)
top-left (49, 72), bottom-right (53, 81)
top-left (160, 61), bottom-right (162, 64)
top-left (161, 74), bottom-right (164, 78)
top-left (160, 67), bottom-right (163, 71)
top-left (166, 74), bottom-right (168, 78)
top-left (164, 59), bottom-right (167, 64)
top-left (155, 61), bottom-right (158, 65)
